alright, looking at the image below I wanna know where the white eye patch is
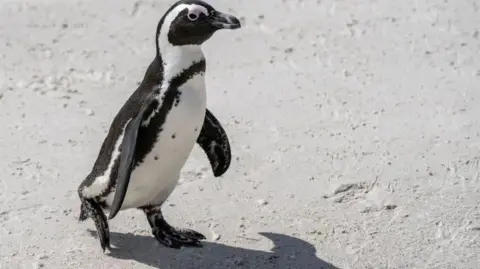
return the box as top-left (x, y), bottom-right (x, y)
top-left (186, 5), bottom-right (209, 21)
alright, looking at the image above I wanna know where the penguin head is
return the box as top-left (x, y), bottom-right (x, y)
top-left (156, 0), bottom-right (241, 48)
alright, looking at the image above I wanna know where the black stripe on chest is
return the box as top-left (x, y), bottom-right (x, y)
top-left (132, 59), bottom-right (206, 167)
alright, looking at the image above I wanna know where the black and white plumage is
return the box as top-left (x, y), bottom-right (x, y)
top-left (77, 0), bottom-right (241, 252)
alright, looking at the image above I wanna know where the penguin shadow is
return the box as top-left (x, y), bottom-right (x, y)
top-left (88, 230), bottom-right (340, 269)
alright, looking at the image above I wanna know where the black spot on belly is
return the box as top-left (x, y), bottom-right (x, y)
top-left (171, 133), bottom-right (176, 139)
top-left (194, 127), bottom-right (198, 132)
top-left (154, 156), bottom-right (159, 160)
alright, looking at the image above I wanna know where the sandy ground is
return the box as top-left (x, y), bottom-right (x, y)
top-left (1, 0), bottom-right (480, 268)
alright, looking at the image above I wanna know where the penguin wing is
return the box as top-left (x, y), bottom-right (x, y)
top-left (196, 108), bottom-right (232, 177)
top-left (108, 94), bottom-right (158, 220)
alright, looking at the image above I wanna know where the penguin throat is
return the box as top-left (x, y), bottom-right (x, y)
top-left (159, 44), bottom-right (205, 84)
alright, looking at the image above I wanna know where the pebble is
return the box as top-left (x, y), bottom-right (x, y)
top-left (257, 199), bottom-right (268, 206)
top-left (284, 47), bottom-right (294, 54)
top-left (384, 204), bottom-right (397, 210)
top-left (85, 109), bottom-right (95, 116)
top-left (212, 233), bottom-right (221, 241)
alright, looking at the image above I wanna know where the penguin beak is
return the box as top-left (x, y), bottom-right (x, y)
top-left (209, 11), bottom-right (241, 30)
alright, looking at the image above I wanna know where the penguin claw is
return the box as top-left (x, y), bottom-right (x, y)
top-left (175, 228), bottom-right (207, 240)
top-left (153, 227), bottom-right (205, 248)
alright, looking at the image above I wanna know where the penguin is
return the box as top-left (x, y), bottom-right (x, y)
top-left (76, 0), bottom-right (241, 252)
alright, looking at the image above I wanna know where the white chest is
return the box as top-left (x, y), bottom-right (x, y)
top-left (106, 73), bottom-right (207, 209)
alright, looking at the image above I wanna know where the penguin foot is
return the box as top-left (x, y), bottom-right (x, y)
top-left (81, 198), bottom-right (111, 252)
top-left (152, 226), bottom-right (206, 249)
top-left (78, 202), bottom-right (88, 221)
top-left (143, 207), bottom-right (205, 249)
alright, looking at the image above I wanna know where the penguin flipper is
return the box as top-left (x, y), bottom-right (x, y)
top-left (108, 95), bottom-right (158, 220)
top-left (196, 108), bottom-right (232, 177)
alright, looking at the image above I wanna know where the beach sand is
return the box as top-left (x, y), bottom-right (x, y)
top-left (1, 0), bottom-right (479, 268)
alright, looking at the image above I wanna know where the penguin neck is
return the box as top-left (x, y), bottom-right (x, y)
top-left (158, 43), bottom-right (205, 84)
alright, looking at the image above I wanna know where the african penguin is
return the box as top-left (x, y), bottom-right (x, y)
top-left (77, 0), bottom-right (241, 252)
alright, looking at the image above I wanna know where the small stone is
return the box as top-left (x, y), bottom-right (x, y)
top-left (85, 109), bottom-right (95, 116)
top-left (384, 204), bottom-right (397, 210)
top-left (284, 47), bottom-right (294, 54)
top-left (212, 233), bottom-right (221, 241)
top-left (257, 199), bottom-right (268, 206)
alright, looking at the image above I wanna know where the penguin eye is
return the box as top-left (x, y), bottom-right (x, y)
top-left (187, 13), bottom-right (199, 21)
